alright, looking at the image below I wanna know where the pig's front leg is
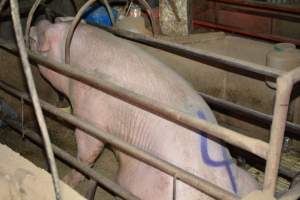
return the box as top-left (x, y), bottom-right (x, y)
top-left (63, 128), bottom-right (105, 187)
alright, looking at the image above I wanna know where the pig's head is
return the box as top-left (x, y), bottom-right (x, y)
top-left (29, 20), bottom-right (70, 95)
top-left (29, 19), bottom-right (66, 62)
top-left (30, 20), bottom-right (52, 54)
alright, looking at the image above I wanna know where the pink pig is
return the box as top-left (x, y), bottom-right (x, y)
top-left (30, 19), bottom-right (258, 200)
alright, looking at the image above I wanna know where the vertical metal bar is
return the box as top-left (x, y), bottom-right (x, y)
top-left (0, 81), bottom-right (239, 200)
top-left (9, 0), bottom-right (61, 199)
top-left (264, 68), bottom-right (300, 195)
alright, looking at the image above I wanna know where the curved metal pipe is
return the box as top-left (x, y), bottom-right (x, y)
top-left (136, 0), bottom-right (157, 36)
top-left (25, 0), bottom-right (42, 47)
top-left (65, 0), bottom-right (96, 64)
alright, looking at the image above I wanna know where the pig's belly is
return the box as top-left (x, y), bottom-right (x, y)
top-left (116, 153), bottom-right (213, 200)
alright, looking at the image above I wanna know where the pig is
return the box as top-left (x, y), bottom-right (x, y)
top-left (29, 19), bottom-right (258, 200)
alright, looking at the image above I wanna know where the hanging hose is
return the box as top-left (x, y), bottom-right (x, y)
top-left (9, 0), bottom-right (61, 199)
top-left (25, 0), bottom-right (42, 47)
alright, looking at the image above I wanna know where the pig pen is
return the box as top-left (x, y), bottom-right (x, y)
top-left (0, 0), bottom-right (299, 200)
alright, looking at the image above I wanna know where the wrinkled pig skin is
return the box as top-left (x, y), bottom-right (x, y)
top-left (30, 20), bottom-right (258, 200)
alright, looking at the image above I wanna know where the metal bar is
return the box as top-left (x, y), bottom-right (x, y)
top-left (0, 41), bottom-right (269, 159)
top-left (9, 0), bottom-right (61, 199)
top-left (34, 49), bottom-right (270, 158)
top-left (208, 0), bottom-right (300, 14)
top-left (193, 20), bottom-right (300, 46)
top-left (219, 3), bottom-right (300, 23)
top-left (2, 117), bottom-right (140, 200)
top-left (199, 92), bottom-right (300, 138)
top-left (102, 26), bottom-right (282, 80)
top-left (279, 181), bottom-right (300, 200)
top-left (264, 67), bottom-right (300, 195)
top-left (0, 81), bottom-right (239, 200)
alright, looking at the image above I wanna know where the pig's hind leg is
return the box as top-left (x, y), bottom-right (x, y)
top-left (63, 128), bottom-right (105, 187)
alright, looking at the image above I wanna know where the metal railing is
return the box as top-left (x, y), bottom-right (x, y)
top-left (1, 0), bottom-right (300, 199)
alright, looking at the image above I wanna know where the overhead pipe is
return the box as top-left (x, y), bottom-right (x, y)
top-left (0, 81), bottom-right (239, 200)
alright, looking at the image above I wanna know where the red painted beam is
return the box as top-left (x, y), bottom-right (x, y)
top-left (193, 19), bottom-right (300, 46)
top-left (208, 0), bottom-right (300, 14)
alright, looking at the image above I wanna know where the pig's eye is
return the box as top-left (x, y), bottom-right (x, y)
top-left (29, 37), bottom-right (37, 49)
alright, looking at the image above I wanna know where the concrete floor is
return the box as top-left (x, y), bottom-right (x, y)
top-left (0, 116), bottom-right (118, 200)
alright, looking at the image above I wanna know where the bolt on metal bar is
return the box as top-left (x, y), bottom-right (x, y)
top-left (0, 81), bottom-right (239, 200)
top-left (2, 117), bottom-right (140, 200)
top-left (263, 67), bottom-right (300, 196)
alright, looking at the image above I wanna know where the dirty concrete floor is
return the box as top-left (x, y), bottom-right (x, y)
top-left (0, 116), bottom-right (118, 200)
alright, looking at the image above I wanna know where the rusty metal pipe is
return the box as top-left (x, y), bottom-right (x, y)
top-left (0, 81), bottom-right (239, 200)
top-left (3, 117), bottom-right (140, 200)
top-left (208, 0), bottom-right (300, 14)
top-left (193, 20), bottom-right (300, 46)
top-left (263, 67), bottom-right (300, 195)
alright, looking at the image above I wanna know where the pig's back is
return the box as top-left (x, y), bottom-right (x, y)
top-left (63, 23), bottom-right (213, 118)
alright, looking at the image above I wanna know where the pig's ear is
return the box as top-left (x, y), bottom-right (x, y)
top-left (29, 26), bottom-right (50, 52)
top-left (38, 35), bottom-right (51, 52)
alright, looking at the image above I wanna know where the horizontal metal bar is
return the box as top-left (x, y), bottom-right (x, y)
top-left (219, 4), bottom-right (300, 23)
top-left (2, 117), bottom-right (140, 200)
top-left (193, 20), bottom-right (300, 46)
top-left (0, 40), bottom-right (269, 159)
top-left (0, 81), bottom-right (239, 200)
top-left (98, 26), bottom-right (282, 81)
top-left (199, 92), bottom-right (300, 138)
top-left (208, 0), bottom-right (300, 14)
top-left (31, 51), bottom-right (270, 160)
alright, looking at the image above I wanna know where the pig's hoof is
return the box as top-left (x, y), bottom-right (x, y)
top-left (62, 171), bottom-right (84, 188)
